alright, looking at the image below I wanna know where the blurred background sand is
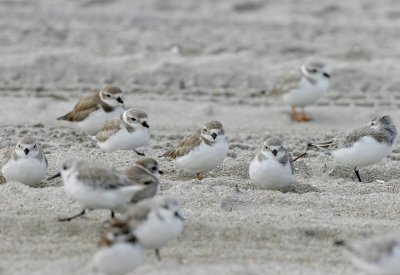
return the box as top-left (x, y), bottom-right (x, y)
top-left (1, 0), bottom-right (400, 274)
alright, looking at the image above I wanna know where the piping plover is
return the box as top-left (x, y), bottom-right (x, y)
top-left (335, 233), bottom-right (400, 274)
top-left (249, 138), bottom-right (293, 190)
top-left (308, 115), bottom-right (397, 182)
top-left (109, 196), bottom-right (184, 261)
top-left (2, 137), bottom-right (47, 187)
top-left (271, 62), bottom-right (330, 122)
top-left (48, 158), bottom-right (144, 221)
top-left (161, 120), bottom-right (228, 180)
top-left (57, 85), bottom-right (125, 135)
top-left (92, 108), bottom-right (150, 155)
top-left (92, 234), bottom-right (144, 275)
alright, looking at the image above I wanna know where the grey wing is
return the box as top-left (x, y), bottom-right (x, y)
top-left (288, 153), bottom-right (294, 173)
top-left (94, 118), bottom-right (122, 142)
top-left (125, 166), bottom-right (154, 183)
top-left (309, 138), bottom-right (336, 150)
top-left (124, 200), bottom-right (155, 230)
top-left (312, 125), bottom-right (371, 150)
top-left (270, 72), bottom-right (301, 95)
top-left (57, 93), bottom-right (100, 122)
top-left (2, 147), bottom-right (14, 165)
top-left (38, 149), bottom-right (48, 167)
top-left (278, 150), bottom-right (294, 173)
top-left (161, 130), bottom-right (201, 159)
top-left (77, 166), bottom-right (131, 189)
top-left (130, 184), bottom-right (158, 204)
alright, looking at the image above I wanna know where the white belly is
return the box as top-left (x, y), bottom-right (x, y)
top-left (174, 139), bottom-right (228, 173)
top-left (97, 128), bottom-right (150, 153)
top-left (283, 88), bottom-right (320, 107)
top-left (283, 77), bottom-right (329, 107)
top-left (63, 175), bottom-right (141, 210)
top-left (332, 136), bottom-right (394, 168)
top-left (135, 211), bottom-right (183, 249)
top-left (249, 157), bottom-right (292, 190)
top-left (78, 107), bottom-right (124, 135)
top-left (2, 158), bottom-right (47, 187)
top-left (92, 243), bottom-right (144, 275)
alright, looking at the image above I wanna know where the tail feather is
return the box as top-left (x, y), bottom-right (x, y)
top-left (159, 149), bottom-right (175, 159)
top-left (269, 85), bottom-right (288, 96)
top-left (57, 112), bottom-right (72, 121)
top-left (308, 140), bottom-right (332, 149)
top-left (109, 218), bottom-right (126, 229)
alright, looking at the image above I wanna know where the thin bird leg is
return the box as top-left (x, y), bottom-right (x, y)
top-left (354, 169), bottom-right (362, 182)
top-left (301, 107), bottom-right (308, 122)
top-left (292, 106), bottom-right (300, 122)
top-left (59, 209), bottom-right (86, 222)
top-left (110, 210), bottom-right (115, 219)
top-left (155, 248), bottom-right (162, 261)
top-left (195, 173), bottom-right (202, 181)
top-left (134, 150), bottom-right (145, 156)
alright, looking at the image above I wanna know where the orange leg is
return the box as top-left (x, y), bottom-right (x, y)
top-left (292, 106), bottom-right (300, 122)
top-left (195, 173), bottom-right (202, 181)
top-left (301, 107), bottom-right (309, 122)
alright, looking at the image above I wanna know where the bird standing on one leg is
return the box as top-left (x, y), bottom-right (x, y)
top-left (308, 115), bottom-right (397, 182)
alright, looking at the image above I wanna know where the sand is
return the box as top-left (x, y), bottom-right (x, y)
top-left (1, 0), bottom-right (400, 274)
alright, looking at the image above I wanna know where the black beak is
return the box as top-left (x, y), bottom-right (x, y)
top-left (174, 211), bottom-right (184, 221)
top-left (211, 133), bottom-right (217, 140)
top-left (142, 121), bottom-right (149, 128)
top-left (47, 172), bottom-right (61, 180)
top-left (116, 97), bottom-right (124, 104)
top-left (323, 72), bottom-right (330, 78)
top-left (272, 149), bottom-right (278, 156)
top-left (24, 148), bottom-right (29, 155)
top-left (159, 170), bottom-right (164, 175)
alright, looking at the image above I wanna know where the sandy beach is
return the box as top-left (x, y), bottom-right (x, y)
top-left (1, 0), bottom-right (400, 274)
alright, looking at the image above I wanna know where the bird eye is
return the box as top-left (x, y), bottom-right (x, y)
top-left (106, 94), bottom-right (111, 97)
top-left (131, 117), bottom-right (136, 121)
top-left (152, 167), bottom-right (157, 171)
top-left (311, 69), bottom-right (317, 73)
top-left (204, 128), bottom-right (208, 132)
top-left (264, 146), bottom-right (268, 149)
top-left (144, 181), bottom-right (152, 185)
top-left (33, 145), bottom-right (37, 149)
top-left (63, 165), bottom-right (68, 170)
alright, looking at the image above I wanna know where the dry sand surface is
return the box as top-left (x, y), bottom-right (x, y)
top-left (2, 0), bottom-right (400, 274)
